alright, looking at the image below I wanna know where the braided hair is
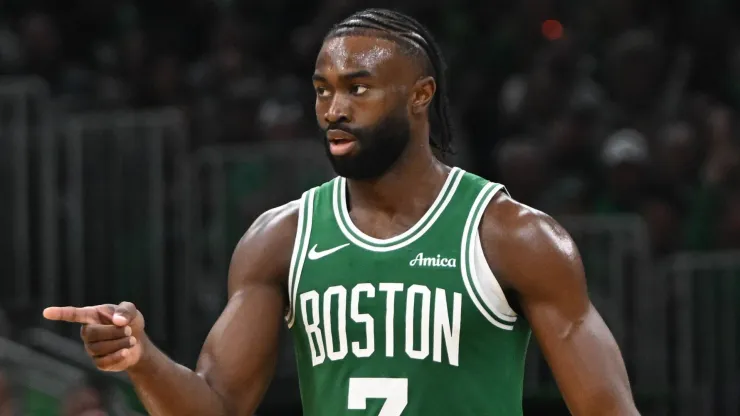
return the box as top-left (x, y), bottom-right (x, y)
top-left (325, 8), bottom-right (455, 154)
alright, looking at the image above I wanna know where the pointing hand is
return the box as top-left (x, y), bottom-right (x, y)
top-left (43, 302), bottom-right (146, 372)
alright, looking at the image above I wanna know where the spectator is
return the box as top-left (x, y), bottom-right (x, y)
top-left (654, 121), bottom-right (701, 188)
top-left (603, 30), bottom-right (663, 132)
top-left (493, 138), bottom-right (550, 208)
top-left (594, 128), bottom-right (651, 214)
top-left (18, 13), bottom-right (62, 83)
top-left (639, 186), bottom-right (687, 257)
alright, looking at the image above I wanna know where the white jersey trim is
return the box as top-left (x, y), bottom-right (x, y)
top-left (460, 182), bottom-right (517, 331)
top-left (337, 167), bottom-right (461, 245)
top-left (287, 188), bottom-right (316, 328)
top-left (285, 192), bottom-right (307, 325)
top-left (332, 169), bottom-right (464, 252)
top-left (471, 229), bottom-right (518, 321)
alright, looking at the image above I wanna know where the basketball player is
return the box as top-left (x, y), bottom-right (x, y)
top-left (44, 9), bottom-right (639, 416)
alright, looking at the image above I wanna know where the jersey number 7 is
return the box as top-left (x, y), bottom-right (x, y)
top-left (348, 377), bottom-right (409, 415)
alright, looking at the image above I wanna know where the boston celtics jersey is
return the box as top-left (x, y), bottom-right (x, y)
top-left (286, 167), bottom-right (531, 416)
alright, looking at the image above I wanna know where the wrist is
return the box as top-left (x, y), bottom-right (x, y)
top-left (128, 332), bottom-right (155, 374)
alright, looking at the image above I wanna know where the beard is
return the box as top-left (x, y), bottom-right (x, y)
top-left (322, 109), bottom-right (411, 180)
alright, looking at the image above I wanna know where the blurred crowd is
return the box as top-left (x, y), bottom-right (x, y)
top-left (2, 0), bottom-right (740, 414)
top-left (4, 0), bottom-right (740, 258)
top-left (2, 0), bottom-right (740, 257)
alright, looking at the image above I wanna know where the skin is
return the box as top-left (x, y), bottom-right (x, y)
top-left (480, 193), bottom-right (638, 415)
top-left (43, 33), bottom-right (639, 416)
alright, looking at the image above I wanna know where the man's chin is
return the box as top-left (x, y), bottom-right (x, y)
top-left (330, 156), bottom-right (400, 181)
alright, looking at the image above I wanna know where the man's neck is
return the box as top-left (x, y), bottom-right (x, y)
top-left (346, 147), bottom-right (450, 217)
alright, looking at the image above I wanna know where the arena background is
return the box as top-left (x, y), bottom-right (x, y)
top-left (1, 0), bottom-right (739, 414)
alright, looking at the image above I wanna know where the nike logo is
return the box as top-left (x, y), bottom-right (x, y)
top-left (307, 243), bottom-right (350, 260)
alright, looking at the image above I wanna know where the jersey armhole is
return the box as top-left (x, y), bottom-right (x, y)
top-left (285, 188), bottom-right (316, 328)
top-left (460, 183), bottom-right (518, 331)
top-left (471, 230), bottom-right (518, 319)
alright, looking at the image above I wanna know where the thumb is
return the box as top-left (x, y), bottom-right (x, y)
top-left (111, 302), bottom-right (137, 327)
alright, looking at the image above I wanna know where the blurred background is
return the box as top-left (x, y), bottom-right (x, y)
top-left (0, 0), bottom-right (739, 415)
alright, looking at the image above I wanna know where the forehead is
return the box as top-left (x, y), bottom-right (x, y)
top-left (315, 35), bottom-right (415, 79)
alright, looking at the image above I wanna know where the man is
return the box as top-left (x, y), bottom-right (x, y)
top-left (44, 9), bottom-right (639, 416)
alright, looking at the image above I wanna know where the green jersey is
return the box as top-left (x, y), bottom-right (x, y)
top-left (286, 167), bottom-right (531, 416)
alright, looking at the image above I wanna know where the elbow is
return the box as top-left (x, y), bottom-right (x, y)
top-left (211, 382), bottom-right (265, 416)
top-left (194, 373), bottom-right (240, 416)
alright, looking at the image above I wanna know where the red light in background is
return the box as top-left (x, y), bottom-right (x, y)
top-left (542, 20), bottom-right (563, 40)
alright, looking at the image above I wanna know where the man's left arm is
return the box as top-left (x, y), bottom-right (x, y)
top-left (480, 193), bottom-right (639, 416)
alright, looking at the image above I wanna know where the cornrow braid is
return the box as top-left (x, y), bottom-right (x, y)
top-left (325, 8), bottom-right (455, 155)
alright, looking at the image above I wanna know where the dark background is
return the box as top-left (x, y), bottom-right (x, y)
top-left (1, 0), bottom-right (739, 415)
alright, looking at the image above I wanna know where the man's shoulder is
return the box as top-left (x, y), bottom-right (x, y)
top-left (478, 191), bottom-right (580, 288)
top-left (481, 192), bottom-right (549, 236)
top-left (249, 176), bottom-right (340, 243)
top-left (234, 198), bottom-right (302, 262)
top-left (228, 199), bottom-right (303, 291)
top-left (247, 199), bottom-right (302, 243)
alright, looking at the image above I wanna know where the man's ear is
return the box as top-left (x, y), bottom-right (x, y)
top-left (411, 76), bottom-right (436, 115)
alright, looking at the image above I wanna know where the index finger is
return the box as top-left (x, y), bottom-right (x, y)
top-left (43, 306), bottom-right (102, 324)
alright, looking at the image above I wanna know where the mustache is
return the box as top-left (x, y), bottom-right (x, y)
top-left (324, 123), bottom-right (361, 137)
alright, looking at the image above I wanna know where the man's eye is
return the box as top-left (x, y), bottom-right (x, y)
top-left (316, 87), bottom-right (330, 97)
top-left (350, 85), bottom-right (368, 95)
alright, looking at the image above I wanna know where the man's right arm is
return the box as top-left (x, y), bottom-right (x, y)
top-left (44, 200), bottom-right (300, 416)
top-left (130, 200), bottom-right (298, 416)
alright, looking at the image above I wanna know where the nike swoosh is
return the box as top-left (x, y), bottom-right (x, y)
top-left (307, 243), bottom-right (350, 260)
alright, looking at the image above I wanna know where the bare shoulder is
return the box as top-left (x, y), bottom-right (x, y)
top-left (227, 199), bottom-right (302, 295)
top-left (479, 193), bottom-right (638, 415)
top-left (478, 191), bottom-right (586, 301)
top-left (238, 199), bottom-right (301, 246)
